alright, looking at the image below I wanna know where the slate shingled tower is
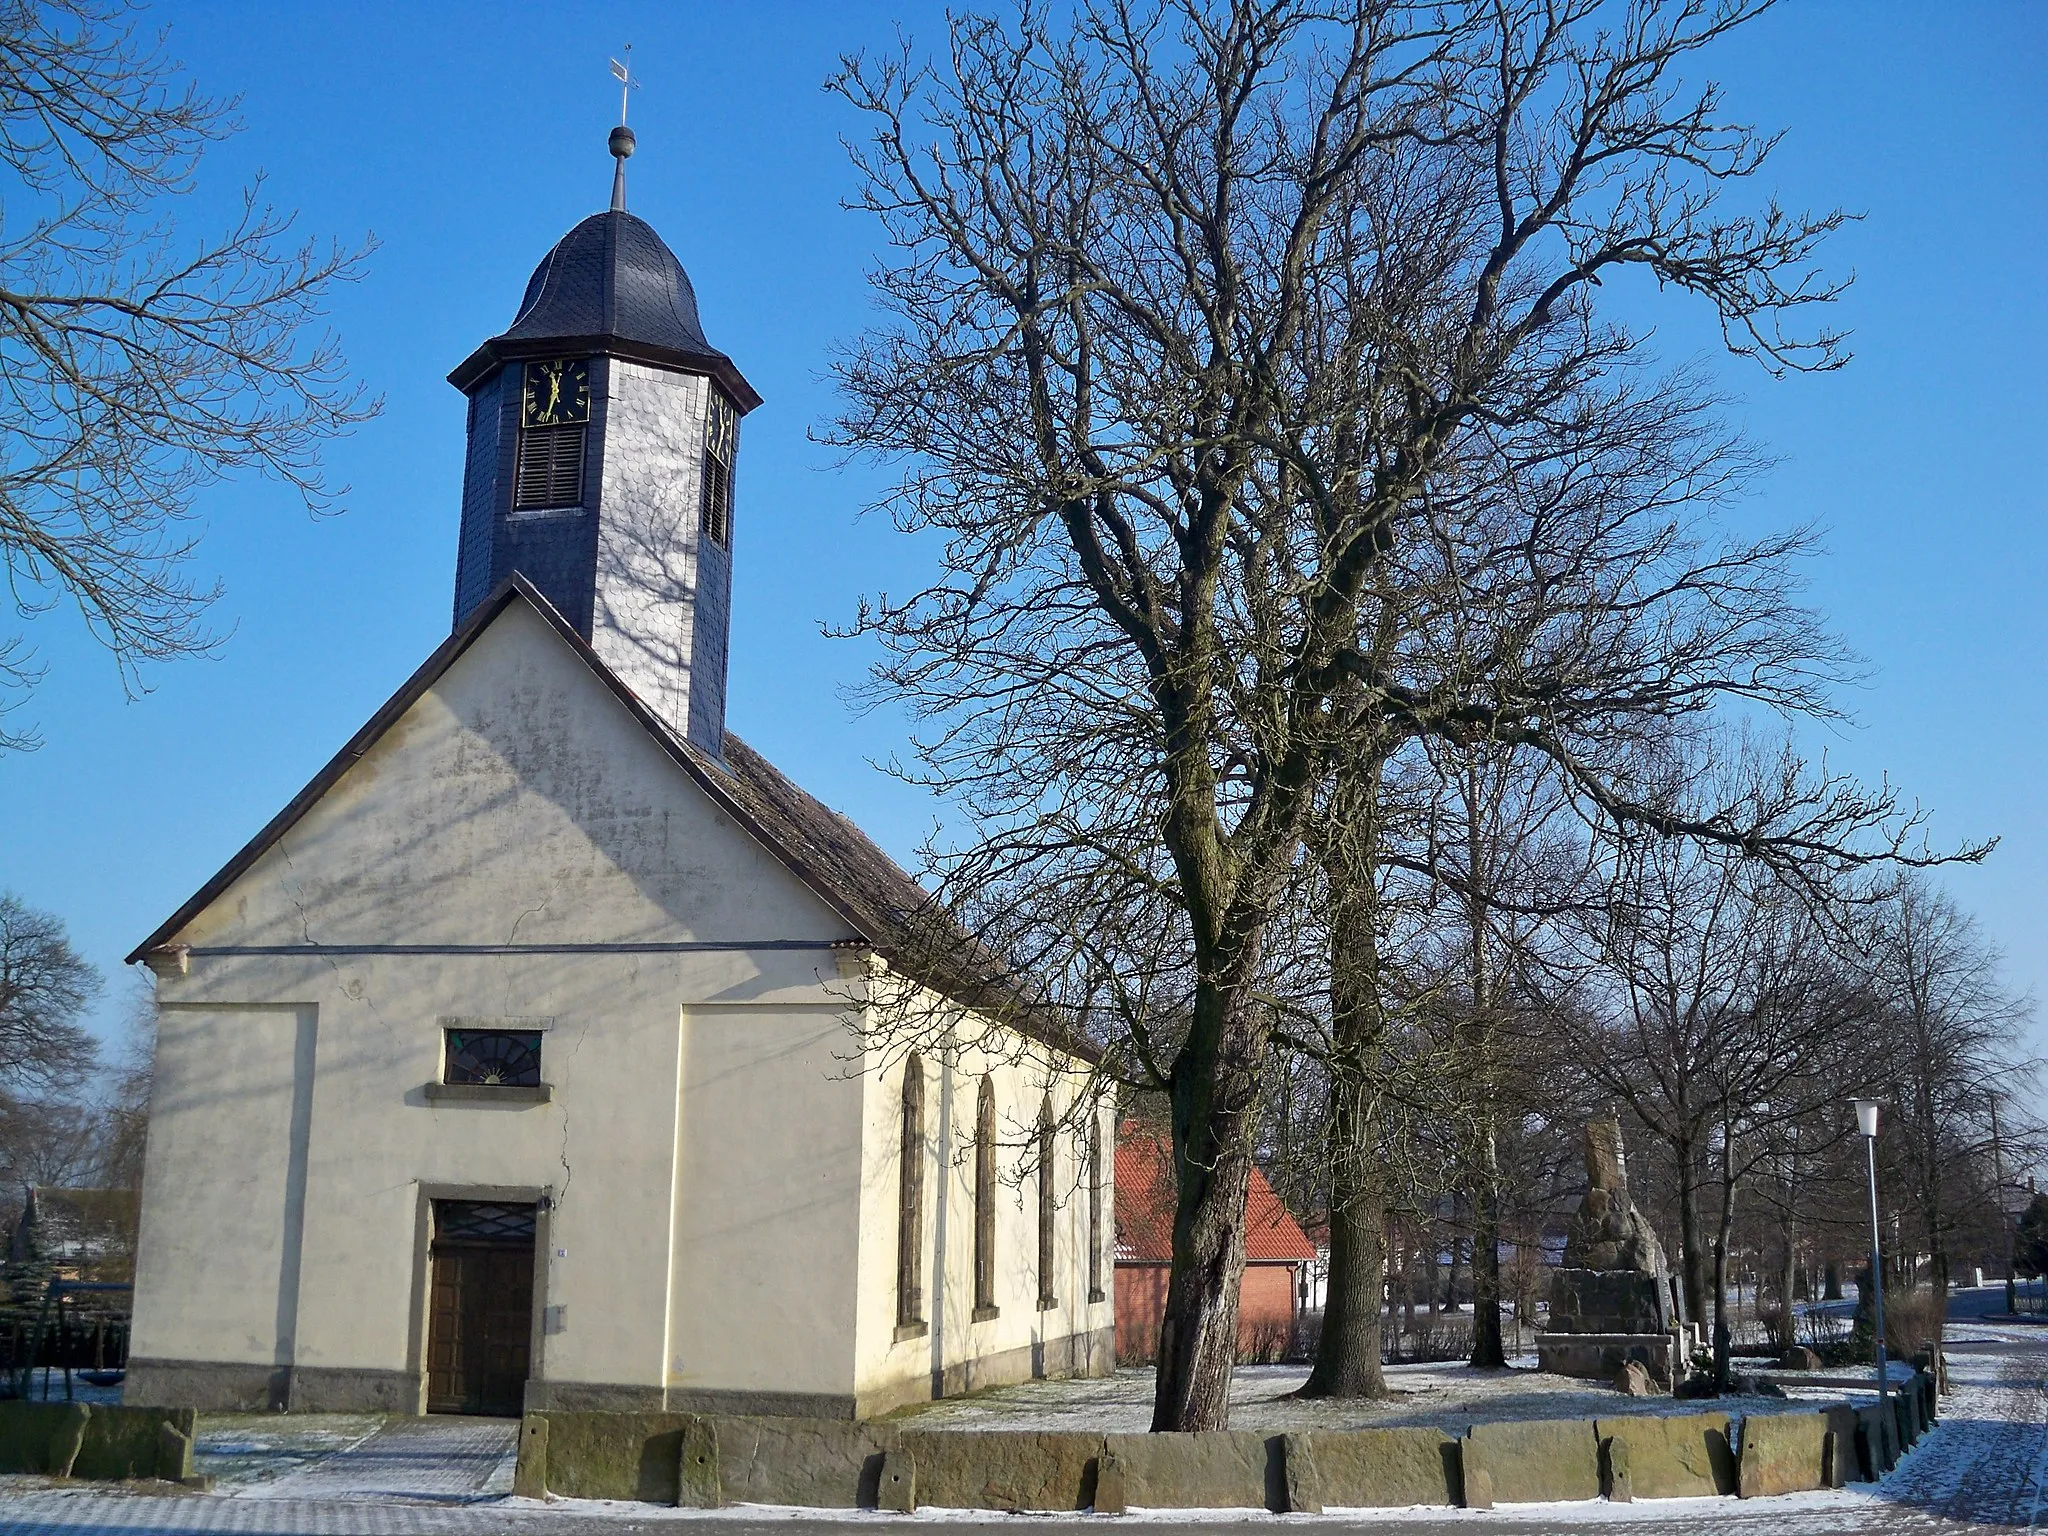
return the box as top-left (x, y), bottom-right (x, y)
top-left (447, 134), bottom-right (760, 758)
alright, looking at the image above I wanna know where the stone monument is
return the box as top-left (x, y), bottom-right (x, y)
top-left (1536, 1116), bottom-right (1688, 1387)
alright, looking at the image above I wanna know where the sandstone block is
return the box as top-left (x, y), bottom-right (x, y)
top-left (1600, 1435), bottom-right (1631, 1502)
top-left (713, 1416), bottom-right (898, 1509)
top-left (877, 1450), bottom-right (916, 1513)
top-left (514, 1415), bottom-right (549, 1500)
top-left (900, 1431), bottom-right (1104, 1511)
top-left (1463, 1418), bottom-right (1601, 1505)
top-left (677, 1419), bottom-right (721, 1509)
top-left (1615, 1362), bottom-right (1655, 1396)
top-left (1095, 1448), bottom-right (1128, 1514)
top-left (1299, 1427), bottom-right (1457, 1508)
top-left (1594, 1413), bottom-right (1734, 1499)
top-left (1737, 1411), bottom-right (1829, 1497)
top-left (48, 1404), bottom-right (89, 1479)
top-left (1099, 1431), bottom-right (1280, 1510)
top-left (1281, 1434), bottom-right (1322, 1514)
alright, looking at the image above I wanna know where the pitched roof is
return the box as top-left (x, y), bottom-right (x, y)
top-left (127, 576), bottom-right (1092, 1063)
top-left (1113, 1123), bottom-right (1317, 1265)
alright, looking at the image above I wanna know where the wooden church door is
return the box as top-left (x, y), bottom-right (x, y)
top-left (426, 1200), bottom-right (537, 1415)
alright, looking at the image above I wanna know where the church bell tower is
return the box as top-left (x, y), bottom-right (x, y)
top-left (447, 123), bottom-right (760, 758)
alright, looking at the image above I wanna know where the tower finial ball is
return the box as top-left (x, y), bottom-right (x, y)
top-left (610, 124), bottom-right (637, 160)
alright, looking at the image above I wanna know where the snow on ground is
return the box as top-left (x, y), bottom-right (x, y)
top-left (893, 1356), bottom-right (1883, 1436)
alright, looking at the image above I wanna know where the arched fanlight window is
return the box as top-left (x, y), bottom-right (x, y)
top-left (973, 1076), bottom-right (998, 1318)
top-left (897, 1055), bottom-right (926, 1330)
top-left (1037, 1095), bottom-right (1058, 1310)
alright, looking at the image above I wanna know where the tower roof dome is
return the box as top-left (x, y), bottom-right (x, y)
top-left (449, 209), bottom-right (759, 410)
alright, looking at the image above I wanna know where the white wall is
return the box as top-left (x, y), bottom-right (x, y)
top-left (850, 998), bottom-right (1113, 1414)
top-left (131, 599), bottom-right (867, 1409)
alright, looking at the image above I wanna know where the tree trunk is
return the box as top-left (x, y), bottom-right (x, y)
top-left (1711, 1132), bottom-right (1736, 1390)
top-left (1775, 1214), bottom-right (1798, 1355)
top-left (1470, 1145), bottom-right (1506, 1368)
top-left (1299, 1150), bottom-right (1387, 1398)
top-left (1151, 1064), bottom-right (1257, 1431)
top-left (1676, 1134), bottom-right (1709, 1329)
top-left (1299, 745), bottom-right (1392, 1398)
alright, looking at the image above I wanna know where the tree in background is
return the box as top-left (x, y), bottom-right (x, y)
top-left (0, 0), bottom-right (376, 749)
top-left (0, 892), bottom-right (97, 1092)
top-left (1864, 875), bottom-right (2035, 1345)
top-left (2014, 1194), bottom-right (2048, 1283)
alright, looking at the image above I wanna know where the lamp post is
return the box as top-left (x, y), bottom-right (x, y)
top-left (1854, 1099), bottom-right (1888, 1410)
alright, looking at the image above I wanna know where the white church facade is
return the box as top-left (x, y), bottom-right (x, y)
top-left (122, 133), bottom-right (1113, 1419)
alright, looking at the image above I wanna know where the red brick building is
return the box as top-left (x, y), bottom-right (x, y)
top-left (1113, 1128), bottom-right (1317, 1364)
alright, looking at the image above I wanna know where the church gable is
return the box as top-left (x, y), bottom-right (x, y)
top-left (133, 582), bottom-right (855, 957)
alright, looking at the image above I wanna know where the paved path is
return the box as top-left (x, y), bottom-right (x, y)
top-left (2, 1320), bottom-right (2046, 1532)
top-left (232, 1417), bottom-right (516, 1505)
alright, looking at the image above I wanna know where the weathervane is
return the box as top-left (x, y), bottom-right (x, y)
top-left (608, 45), bottom-right (640, 212)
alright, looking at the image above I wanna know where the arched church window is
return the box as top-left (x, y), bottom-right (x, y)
top-left (1087, 1107), bottom-right (1106, 1303)
top-left (701, 389), bottom-right (736, 548)
top-left (515, 358), bottom-right (590, 510)
top-left (973, 1076), bottom-right (998, 1319)
top-left (897, 1055), bottom-right (926, 1330)
top-left (1037, 1095), bottom-right (1058, 1311)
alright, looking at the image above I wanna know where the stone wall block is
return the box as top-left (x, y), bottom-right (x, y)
top-left (899, 1430), bottom-right (1104, 1511)
top-left (878, 1450), bottom-right (916, 1513)
top-left (514, 1414), bottom-right (549, 1500)
top-left (1095, 1448), bottom-right (1128, 1514)
top-left (711, 1415), bottom-right (899, 1509)
top-left (1099, 1430), bottom-right (1280, 1510)
top-left (1600, 1435), bottom-right (1631, 1502)
top-left (1593, 1413), bottom-right (1734, 1499)
top-left (1462, 1418), bottom-right (1601, 1505)
top-left (1305, 1427), bottom-right (1458, 1508)
top-left (155, 1423), bottom-right (193, 1483)
top-left (45, 1403), bottom-right (89, 1478)
top-left (1737, 1411), bottom-right (1829, 1498)
top-left (677, 1418), bottom-right (722, 1508)
top-left (538, 1411), bottom-right (705, 1503)
top-left (1280, 1433), bottom-right (1322, 1514)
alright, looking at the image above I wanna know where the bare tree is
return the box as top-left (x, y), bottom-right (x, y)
top-left (828, 0), bottom-right (1861, 1428)
top-left (1862, 874), bottom-right (2035, 1344)
top-left (0, 0), bottom-right (377, 747)
top-left (0, 892), bottom-right (98, 1091)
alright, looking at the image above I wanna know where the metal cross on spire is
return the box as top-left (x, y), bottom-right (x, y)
top-left (607, 45), bottom-right (640, 212)
top-left (610, 45), bottom-right (639, 125)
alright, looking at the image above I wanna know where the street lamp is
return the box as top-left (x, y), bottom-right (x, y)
top-left (1853, 1098), bottom-right (1888, 1411)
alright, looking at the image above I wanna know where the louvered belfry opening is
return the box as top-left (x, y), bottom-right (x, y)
top-left (514, 421), bottom-right (586, 510)
top-left (701, 389), bottom-right (736, 546)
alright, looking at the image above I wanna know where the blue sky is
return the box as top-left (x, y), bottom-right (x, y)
top-left (1, 3), bottom-right (2043, 1071)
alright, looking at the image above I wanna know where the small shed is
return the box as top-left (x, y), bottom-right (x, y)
top-left (1113, 1128), bottom-right (1316, 1363)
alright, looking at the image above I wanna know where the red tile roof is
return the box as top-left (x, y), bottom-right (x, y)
top-left (1114, 1125), bottom-right (1317, 1264)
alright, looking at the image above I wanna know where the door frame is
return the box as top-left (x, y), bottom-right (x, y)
top-left (406, 1182), bottom-right (551, 1415)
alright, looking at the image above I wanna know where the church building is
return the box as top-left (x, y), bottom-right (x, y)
top-left (121, 129), bottom-right (1113, 1419)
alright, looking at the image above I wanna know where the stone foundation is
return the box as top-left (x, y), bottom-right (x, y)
top-left (1535, 1331), bottom-right (1677, 1386)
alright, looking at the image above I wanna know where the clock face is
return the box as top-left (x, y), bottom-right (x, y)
top-left (522, 358), bottom-right (591, 427)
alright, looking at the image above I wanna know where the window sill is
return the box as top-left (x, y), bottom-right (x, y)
top-left (1087, 1289), bottom-right (1108, 1305)
top-left (893, 1321), bottom-right (929, 1343)
top-left (1037, 1295), bottom-right (1060, 1313)
top-left (971, 1305), bottom-right (1000, 1324)
top-left (423, 1082), bottom-right (553, 1104)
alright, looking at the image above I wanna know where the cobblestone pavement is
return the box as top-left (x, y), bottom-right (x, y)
top-left (1, 1326), bottom-right (2045, 1533)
